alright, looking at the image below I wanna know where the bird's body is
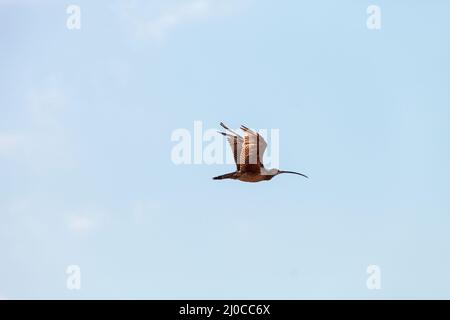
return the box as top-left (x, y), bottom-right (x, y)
top-left (214, 169), bottom-right (272, 183)
top-left (213, 122), bottom-right (308, 183)
top-left (237, 171), bottom-right (271, 183)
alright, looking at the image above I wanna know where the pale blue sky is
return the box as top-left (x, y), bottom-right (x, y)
top-left (1, 0), bottom-right (450, 299)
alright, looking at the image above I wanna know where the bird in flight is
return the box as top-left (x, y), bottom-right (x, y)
top-left (213, 122), bottom-right (308, 183)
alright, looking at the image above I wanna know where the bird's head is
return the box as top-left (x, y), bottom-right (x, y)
top-left (264, 168), bottom-right (309, 180)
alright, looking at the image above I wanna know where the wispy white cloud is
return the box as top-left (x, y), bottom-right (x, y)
top-left (114, 0), bottom-right (252, 42)
top-left (65, 205), bottom-right (110, 233)
top-left (0, 197), bottom-right (104, 247)
top-left (0, 77), bottom-right (76, 171)
top-left (68, 215), bottom-right (96, 232)
top-left (137, 0), bottom-right (212, 40)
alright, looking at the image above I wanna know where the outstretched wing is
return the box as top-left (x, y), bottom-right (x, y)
top-left (239, 125), bottom-right (267, 173)
top-left (218, 122), bottom-right (243, 171)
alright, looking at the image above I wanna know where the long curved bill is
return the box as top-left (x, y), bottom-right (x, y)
top-left (279, 171), bottom-right (308, 178)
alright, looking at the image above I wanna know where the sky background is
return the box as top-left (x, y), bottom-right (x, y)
top-left (1, 0), bottom-right (450, 299)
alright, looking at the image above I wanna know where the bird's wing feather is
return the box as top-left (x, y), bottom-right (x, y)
top-left (239, 125), bottom-right (267, 173)
top-left (218, 123), bottom-right (243, 171)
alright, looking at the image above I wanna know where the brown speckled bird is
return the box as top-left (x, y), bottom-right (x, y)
top-left (213, 122), bottom-right (308, 183)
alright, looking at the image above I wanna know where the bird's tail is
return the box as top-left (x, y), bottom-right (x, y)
top-left (213, 172), bottom-right (237, 180)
